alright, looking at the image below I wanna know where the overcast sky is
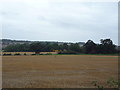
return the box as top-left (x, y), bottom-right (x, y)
top-left (0, 0), bottom-right (118, 45)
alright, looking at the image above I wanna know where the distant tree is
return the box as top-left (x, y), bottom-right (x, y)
top-left (3, 39), bottom-right (117, 55)
top-left (83, 40), bottom-right (97, 54)
top-left (4, 45), bottom-right (15, 52)
top-left (99, 39), bottom-right (116, 54)
top-left (69, 43), bottom-right (81, 53)
top-left (63, 43), bottom-right (69, 50)
top-left (30, 42), bottom-right (44, 54)
top-left (4, 44), bottom-right (30, 52)
top-left (43, 43), bottom-right (53, 52)
top-left (52, 43), bottom-right (59, 50)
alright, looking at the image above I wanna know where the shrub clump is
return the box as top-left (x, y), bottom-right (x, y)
top-left (3, 53), bottom-right (12, 56)
top-left (14, 53), bottom-right (21, 55)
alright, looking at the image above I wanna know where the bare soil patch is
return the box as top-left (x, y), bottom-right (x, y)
top-left (2, 55), bottom-right (118, 88)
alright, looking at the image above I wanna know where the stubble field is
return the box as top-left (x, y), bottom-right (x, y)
top-left (2, 55), bottom-right (118, 88)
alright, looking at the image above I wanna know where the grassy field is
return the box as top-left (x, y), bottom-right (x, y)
top-left (2, 55), bottom-right (118, 88)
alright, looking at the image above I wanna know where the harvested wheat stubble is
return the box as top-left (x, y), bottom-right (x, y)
top-left (2, 55), bottom-right (118, 88)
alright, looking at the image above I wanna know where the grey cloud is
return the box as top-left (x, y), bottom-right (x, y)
top-left (1, 1), bottom-right (118, 45)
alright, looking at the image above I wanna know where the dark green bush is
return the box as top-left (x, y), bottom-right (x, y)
top-left (24, 53), bottom-right (27, 55)
top-left (31, 54), bottom-right (36, 55)
top-left (3, 53), bottom-right (12, 56)
top-left (14, 53), bottom-right (21, 55)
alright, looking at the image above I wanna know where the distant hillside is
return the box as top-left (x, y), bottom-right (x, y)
top-left (1, 39), bottom-right (85, 49)
top-left (1, 39), bottom-right (33, 49)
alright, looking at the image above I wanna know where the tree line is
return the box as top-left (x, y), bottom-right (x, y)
top-left (3, 39), bottom-right (119, 54)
